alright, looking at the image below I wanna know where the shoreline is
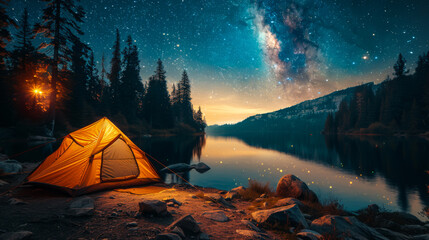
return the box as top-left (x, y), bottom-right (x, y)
top-left (1, 165), bottom-right (428, 240)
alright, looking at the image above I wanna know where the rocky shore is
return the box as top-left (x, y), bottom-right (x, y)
top-left (0, 161), bottom-right (428, 240)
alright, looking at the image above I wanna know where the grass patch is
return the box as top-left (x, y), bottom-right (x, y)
top-left (300, 199), bottom-right (347, 219)
top-left (240, 179), bottom-right (274, 201)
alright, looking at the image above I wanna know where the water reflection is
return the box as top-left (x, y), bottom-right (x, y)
top-left (212, 132), bottom-right (429, 213)
top-left (131, 135), bottom-right (206, 184)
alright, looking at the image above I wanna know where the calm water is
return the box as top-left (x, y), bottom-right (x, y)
top-left (3, 132), bottom-right (428, 219)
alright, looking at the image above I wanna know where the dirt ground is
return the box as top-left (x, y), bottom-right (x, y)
top-left (0, 173), bottom-right (283, 240)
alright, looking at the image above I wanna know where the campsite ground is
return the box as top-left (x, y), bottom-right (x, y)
top-left (0, 165), bottom-right (283, 240)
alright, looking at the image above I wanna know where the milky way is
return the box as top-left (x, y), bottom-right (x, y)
top-left (6, 0), bottom-right (429, 124)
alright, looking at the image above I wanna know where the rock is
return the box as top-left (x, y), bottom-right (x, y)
top-left (161, 163), bottom-right (193, 173)
top-left (189, 194), bottom-right (198, 199)
top-left (192, 162), bottom-right (211, 173)
top-left (254, 198), bottom-right (265, 203)
top-left (167, 215), bottom-right (200, 234)
top-left (68, 196), bottom-right (94, 216)
top-left (126, 222), bottom-right (138, 228)
top-left (241, 220), bottom-right (261, 232)
top-left (128, 227), bottom-right (140, 232)
top-left (204, 193), bottom-right (235, 209)
top-left (139, 200), bottom-right (167, 216)
top-left (310, 215), bottom-right (388, 240)
top-left (8, 198), bottom-right (27, 205)
top-left (170, 226), bottom-right (185, 239)
top-left (109, 212), bottom-right (118, 218)
top-left (251, 204), bottom-right (309, 229)
top-left (0, 160), bottom-right (22, 175)
top-left (0, 231), bottom-right (33, 240)
top-left (274, 198), bottom-right (303, 208)
top-left (155, 233), bottom-right (182, 240)
top-left (276, 174), bottom-right (318, 202)
top-left (0, 179), bottom-right (9, 186)
top-left (411, 234), bottom-right (429, 240)
top-left (376, 228), bottom-right (410, 240)
top-left (260, 193), bottom-right (268, 198)
top-left (231, 186), bottom-right (246, 192)
top-left (202, 210), bottom-right (229, 222)
top-left (296, 229), bottom-right (323, 240)
top-left (163, 198), bottom-right (182, 206)
top-left (224, 191), bottom-right (239, 201)
top-left (198, 232), bottom-right (210, 240)
top-left (367, 204), bottom-right (380, 214)
top-left (235, 230), bottom-right (270, 240)
top-left (400, 225), bottom-right (428, 235)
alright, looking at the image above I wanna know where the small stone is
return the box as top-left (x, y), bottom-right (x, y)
top-left (109, 212), bottom-right (118, 218)
top-left (126, 222), bottom-right (138, 228)
top-left (171, 226), bottom-right (185, 239)
top-left (274, 198), bottom-right (303, 208)
top-left (198, 232), bottom-right (210, 240)
top-left (109, 196), bottom-right (115, 199)
top-left (235, 230), bottom-right (270, 240)
top-left (8, 198), bottom-right (27, 205)
top-left (167, 214), bottom-right (200, 234)
top-left (139, 200), bottom-right (167, 216)
top-left (0, 231), bottom-right (33, 240)
top-left (189, 194), bottom-right (198, 199)
top-left (163, 198), bottom-right (182, 206)
top-left (296, 229), bottom-right (323, 240)
top-left (128, 227), bottom-right (140, 232)
top-left (241, 220), bottom-right (261, 232)
top-left (155, 233), bottom-right (181, 240)
top-left (231, 186), bottom-right (246, 192)
top-left (224, 191), bottom-right (239, 201)
top-left (202, 211), bottom-right (229, 222)
top-left (68, 196), bottom-right (94, 216)
top-left (117, 203), bottom-right (123, 206)
top-left (260, 193), bottom-right (268, 198)
top-left (0, 179), bottom-right (9, 186)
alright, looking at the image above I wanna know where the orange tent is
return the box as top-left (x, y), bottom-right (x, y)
top-left (26, 117), bottom-right (161, 195)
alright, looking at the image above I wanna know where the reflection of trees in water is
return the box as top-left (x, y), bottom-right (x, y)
top-left (216, 132), bottom-right (429, 212)
top-left (132, 134), bottom-right (206, 183)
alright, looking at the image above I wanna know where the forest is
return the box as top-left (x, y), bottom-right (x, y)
top-left (324, 52), bottom-right (429, 135)
top-left (0, 1), bottom-right (206, 137)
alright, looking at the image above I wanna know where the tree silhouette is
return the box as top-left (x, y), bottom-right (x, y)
top-left (35, 0), bottom-right (85, 135)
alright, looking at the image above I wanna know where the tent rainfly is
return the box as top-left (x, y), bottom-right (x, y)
top-left (26, 117), bottom-right (161, 196)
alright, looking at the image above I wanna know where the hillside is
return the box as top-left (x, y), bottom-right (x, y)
top-left (208, 83), bottom-right (376, 134)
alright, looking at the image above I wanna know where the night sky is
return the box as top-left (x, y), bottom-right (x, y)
top-left (7, 0), bottom-right (429, 124)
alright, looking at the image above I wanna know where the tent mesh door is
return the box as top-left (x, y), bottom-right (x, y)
top-left (101, 138), bottom-right (139, 181)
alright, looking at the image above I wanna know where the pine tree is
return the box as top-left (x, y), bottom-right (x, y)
top-left (178, 70), bottom-right (193, 124)
top-left (143, 59), bottom-right (173, 128)
top-left (108, 29), bottom-right (121, 114)
top-left (34, 0), bottom-right (85, 135)
top-left (120, 35), bottom-right (143, 122)
top-left (324, 112), bottom-right (335, 134)
top-left (0, 0), bottom-right (16, 67)
top-left (87, 51), bottom-right (100, 104)
top-left (393, 53), bottom-right (409, 77)
top-left (12, 8), bottom-right (36, 71)
top-left (66, 35), bottom-right (89, 127)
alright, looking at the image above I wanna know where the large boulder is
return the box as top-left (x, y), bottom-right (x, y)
top-left (139, 200), bottom-right (167, 216)
top-left (251, 204), bottom-right (309, 229)
top-left (310, 215), bottom-right (389, 240)
top-left (68, 196), bottom-right (94, 216)
top-left (276, 175), bottom-right (318, 202)
top-left (202, 210), bottom-right (229, 222)
top-left (167, 215), bottom-right (200, 234)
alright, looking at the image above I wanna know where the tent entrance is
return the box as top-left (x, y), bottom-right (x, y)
top-left (101, 137), bottom-right (139, 182)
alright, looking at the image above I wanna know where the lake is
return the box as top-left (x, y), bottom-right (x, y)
top-left (3, 132), bottom-right (428, 219)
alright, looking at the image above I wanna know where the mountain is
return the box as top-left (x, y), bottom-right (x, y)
top-left (208, 83), bottom-right (376, 134)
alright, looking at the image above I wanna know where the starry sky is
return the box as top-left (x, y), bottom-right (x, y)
top-left (7, 0), bottom-right (429, 124)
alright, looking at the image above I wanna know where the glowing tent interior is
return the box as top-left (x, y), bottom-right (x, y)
top-left (26, 117), bottom-right (161, 195)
